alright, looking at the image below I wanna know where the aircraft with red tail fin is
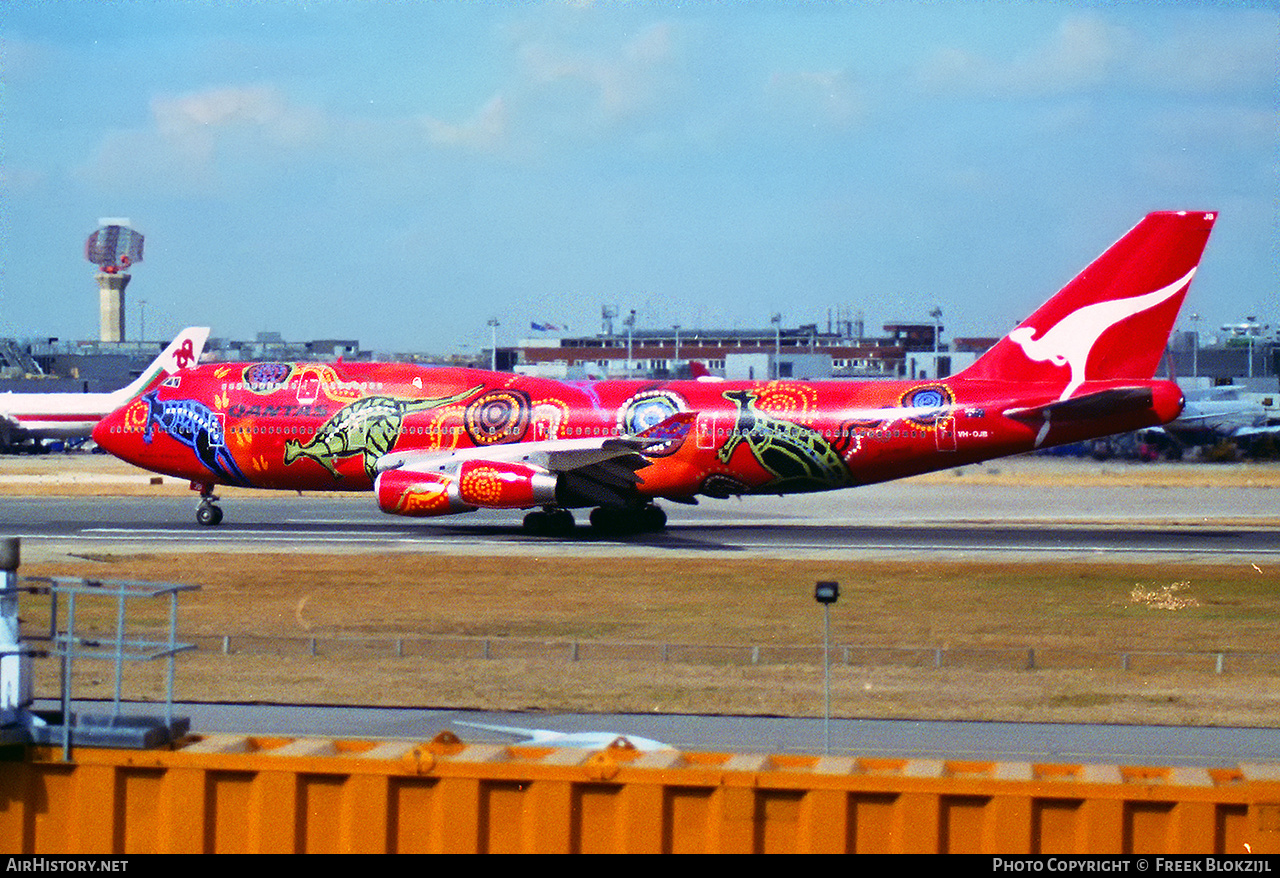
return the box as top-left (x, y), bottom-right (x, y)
top-left (92, 212), bottom-right (1216, 533)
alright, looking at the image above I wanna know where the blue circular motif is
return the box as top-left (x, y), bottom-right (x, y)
top-left (901, 385), bottom-right (952, 426)
top-left (618, 391), bottom-right (683, 434)
top-left (245, 362), bottom-right (291, 392)
top-left (909, 388), bottom-right (946, 410)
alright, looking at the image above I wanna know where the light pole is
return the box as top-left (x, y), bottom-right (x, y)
top-left (1223, 316), bottom-right (1267, 379)
top-left (1190, 313), bottom-right (1200, 379)
top-left (814, 580), bottom-right (839, 755)
top-left (672, 324), bottom-right (680, 374)
top-left (487, 318), bottom-right (499, 372)
top-left (624, 309), bottom-right (636, 378)
top-left (771, 313), bottom-right (782, 380)
top-left (930, 306), bottom-right (942, 380)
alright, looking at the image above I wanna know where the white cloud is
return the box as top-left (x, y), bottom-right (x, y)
top-left (765, 69), bottom-right (864, 130)
top-left (78, 84), bottom-right (328, 192)
top-left (422, 94), bottom-right (508, 151)
top-left (515, 21), bottom-right (682, 127)
top-left (915, 9), bottom-right (1277, 101)
top-left (917, 13), bottom-right (1126, 97)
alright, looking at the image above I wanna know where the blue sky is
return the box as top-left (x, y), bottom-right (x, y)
top-left (2, 1), bottom-right (1275, 356)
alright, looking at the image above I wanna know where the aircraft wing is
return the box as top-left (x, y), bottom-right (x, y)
top-left (1234, 424), bottom-right (1280, 439)
top-left (375, 411), bottom-right (695, 510)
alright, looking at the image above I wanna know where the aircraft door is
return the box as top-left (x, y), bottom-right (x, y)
top-left (935, 416), bottom-right (957, 452)
top-left (696, 414), bottom-right (718, 450)
top-left (296, 375), bottom-right (320, 406)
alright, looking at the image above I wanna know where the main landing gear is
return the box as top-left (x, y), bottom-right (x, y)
top-left (522, 507), bottom-right (575, 536)
top-left (192, 482), bottom-right (224, 526)
top-left (589, 504), bottom-right (667, 535)
top-left (522, 503), bottom-right (669, 537)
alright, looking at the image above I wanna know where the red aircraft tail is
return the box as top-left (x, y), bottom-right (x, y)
top-left (959, 211), bottom-right (1216, 399)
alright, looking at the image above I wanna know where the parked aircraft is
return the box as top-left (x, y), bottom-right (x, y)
top-left (1139, 385), bottom-right (1278, 459)
top-left (92, 212), bottom-right (1216, 532)
top-left (0, 327), bottom-right (209, 451)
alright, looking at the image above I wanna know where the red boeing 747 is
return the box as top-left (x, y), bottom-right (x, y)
top-left (92, 212), bottom-right (1216, 534)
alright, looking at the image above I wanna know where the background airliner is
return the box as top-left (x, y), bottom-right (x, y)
top-left (0, 327), bottom-right (209, 452)
top-left (92, 212), bottom-right (1216, 534)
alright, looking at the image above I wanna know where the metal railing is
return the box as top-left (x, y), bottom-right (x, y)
top-left (185, 632), bottom-right (1280, 676)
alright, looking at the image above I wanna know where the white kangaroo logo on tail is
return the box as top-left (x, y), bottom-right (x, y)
top-left (1008, 268), bottom-right (1195, 401)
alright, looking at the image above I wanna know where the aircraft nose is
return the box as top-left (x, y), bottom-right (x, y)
top-left (92, 406), bottom-right (125, 455)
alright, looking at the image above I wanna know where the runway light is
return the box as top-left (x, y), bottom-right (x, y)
top-left (814, 580), bottom-right (839, 605)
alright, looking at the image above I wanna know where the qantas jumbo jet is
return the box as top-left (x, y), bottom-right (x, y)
top-left (92, 212), bottom-right (1216, 533)
top-left (1, 327), bottom-right (208, 450)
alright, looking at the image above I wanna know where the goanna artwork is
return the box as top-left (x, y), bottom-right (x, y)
top-left (284, 386), bottom-right (482, 480)
top-left (716, 389), bottom-right (854, 492)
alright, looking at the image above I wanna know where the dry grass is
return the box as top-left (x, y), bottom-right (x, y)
top-left (20, 553), bottom-right (1280, 728)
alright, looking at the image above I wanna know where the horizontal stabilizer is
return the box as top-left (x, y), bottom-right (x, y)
top-left (1004, 387), bottom-right (1155, 423)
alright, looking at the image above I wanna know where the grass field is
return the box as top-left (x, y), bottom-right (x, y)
top-left (20, 551), bottom-right (1280, 728)
top-left (7, 452), bottom-right (1279, 727)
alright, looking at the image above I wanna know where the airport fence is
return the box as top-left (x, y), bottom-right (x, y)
top-left (185, 633), bottom-right (1280, 676)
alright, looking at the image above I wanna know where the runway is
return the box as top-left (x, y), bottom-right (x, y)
top-left (4, 479), bottom-right (1279, 562)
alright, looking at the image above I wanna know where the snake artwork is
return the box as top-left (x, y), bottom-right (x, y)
top-left (716, 389), bottom-right (853, 493)
top-left (284, 385), bottom-right (481, 480)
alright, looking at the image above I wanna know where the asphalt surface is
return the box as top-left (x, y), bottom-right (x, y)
top-left (3, 482), bottom-right (1279, 562)
top-left (34, 700), bottom-right (1280, 767)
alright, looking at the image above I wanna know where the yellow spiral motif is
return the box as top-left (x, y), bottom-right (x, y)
top-left (755, 383), bottom-right (819, 420)
top-left (460, 466), bottom-right (504, 505)
top-left (123, 399), bottom-right (149, 432)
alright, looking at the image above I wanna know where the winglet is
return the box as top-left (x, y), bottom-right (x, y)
top-left (632, 410), bottom-right (696, 445)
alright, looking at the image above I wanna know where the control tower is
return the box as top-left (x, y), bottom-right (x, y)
top-left (85, 219), bottom-right (144, 343)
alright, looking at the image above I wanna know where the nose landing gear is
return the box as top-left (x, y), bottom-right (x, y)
top-left (191, 482), bottom-right (224, 526)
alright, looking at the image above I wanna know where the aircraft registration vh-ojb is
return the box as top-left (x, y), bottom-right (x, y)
top-left (92, 211), bottom-right (1217, 534)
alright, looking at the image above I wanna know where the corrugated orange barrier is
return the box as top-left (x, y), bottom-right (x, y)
top-left (2, 732), bottom-right (1278, 854)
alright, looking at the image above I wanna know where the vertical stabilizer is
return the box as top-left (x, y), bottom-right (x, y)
top-left (110, 327), bottom-right (210, 405)
top-left (959, 212), bottom-right (1216, 399)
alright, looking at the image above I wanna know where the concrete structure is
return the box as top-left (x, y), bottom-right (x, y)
top-left (514, 321), bottom-right (948, 381)
top-left (96, 271), bottom-right (129, 343)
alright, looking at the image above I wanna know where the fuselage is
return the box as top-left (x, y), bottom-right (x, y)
top-left (90, 360), bottom-right (1184, 505)
top-left (0, 392), bottom-right (117, 438)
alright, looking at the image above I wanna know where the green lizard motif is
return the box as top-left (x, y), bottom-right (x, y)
top-left (284, 385), bottom-right (481, 480)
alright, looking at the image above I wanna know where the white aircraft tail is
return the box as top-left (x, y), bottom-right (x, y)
top-left (111, 327), bottom-right (210, 404)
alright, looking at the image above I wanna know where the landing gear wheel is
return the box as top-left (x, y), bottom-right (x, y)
top-left (522, 507), bottom-right (574, 536)
top-left (193, 482), bottom-right (224, 526)
top-left (196, 502), bottom-right (223, 526)
top-left (640, 504), bottom-right (667, 531)
top-left (589, 503), bottom-right (667, 535)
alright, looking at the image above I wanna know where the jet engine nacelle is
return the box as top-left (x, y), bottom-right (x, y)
top-left (376, 460), bottom-right (558, 517)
